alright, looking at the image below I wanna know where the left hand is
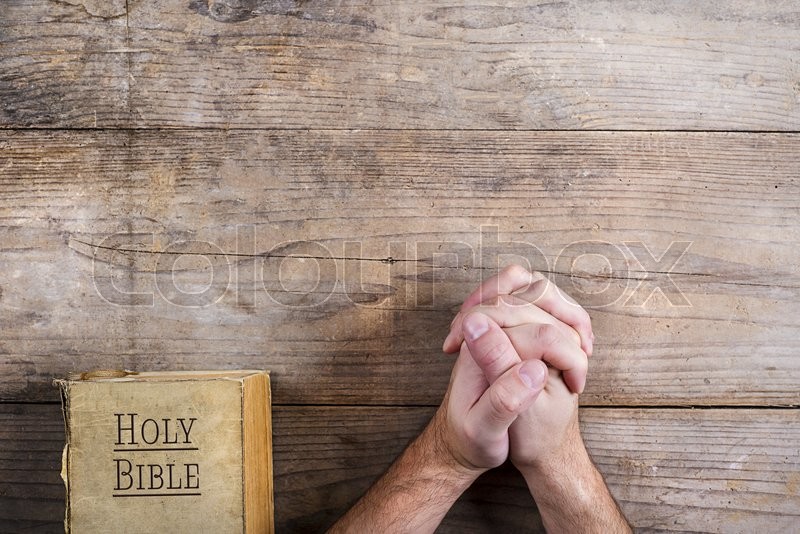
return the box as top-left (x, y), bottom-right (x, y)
top-left (431, 337), bottom-right (548, 473)
top-left (459, 311), bottom-right (583, 472)
top-left (443, 264), bottom-right (594, 362)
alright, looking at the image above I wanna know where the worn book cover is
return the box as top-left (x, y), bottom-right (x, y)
top-left (55, 370), bottom-right (273, 534)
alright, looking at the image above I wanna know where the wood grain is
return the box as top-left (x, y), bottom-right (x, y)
top-left (3, 1), bottom-right (800, 129)
top-left (2, 404), bottom-right (798, 533)
top-left (0, 0), bottom-right (130, 127)
top-left (2, 129), bottom-right (799, 405)
top-left (5, 3), bottom-right (799, 533)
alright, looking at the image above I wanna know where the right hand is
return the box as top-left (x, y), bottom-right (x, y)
top-left (449, 266), bottom-right (591, 470)
top-left (460, 310), bottom-right (584, 472)
top-left (451, 267), bottom-right (631, 533)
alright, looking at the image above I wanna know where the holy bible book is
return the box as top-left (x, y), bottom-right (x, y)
top-left (55, 370), bottom-right (273, 533)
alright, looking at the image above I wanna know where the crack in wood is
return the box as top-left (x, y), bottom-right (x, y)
top-left (67, 236), bottom-right (798, 292)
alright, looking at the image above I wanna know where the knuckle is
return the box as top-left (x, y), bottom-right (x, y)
top-left (489, 384), bottom-right (520, 418)
top-left (529, 278), bottom-right (550, 302)
top-left (578, 353), bottom-right (589, 374)
top-left (579, 308), bottom-right (592, 328)
top-left (536, 323), bottom-right (561, 347)
top-left (479, 340), bottom-right (513, 370)
top-left (503, 264), bottom-right (529, 280)
top-left (462, 421), bottom-right (479, 443)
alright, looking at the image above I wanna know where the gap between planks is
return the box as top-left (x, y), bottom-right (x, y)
top-left (3, 401), bottom-right (798, 410)
top-left (3, 127), bottom-right (800, 134)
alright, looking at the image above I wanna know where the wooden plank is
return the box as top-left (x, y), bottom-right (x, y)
top-left (3, 1), bottom-right (800, 129)
top-left (0, 0), bottom-right (130, 128)
top-left (1, 404), bottom-right (798, 532)
top-left (0, 404), bottom-right (64, 534)
top-left (2, 129), bottom-right (799, 405)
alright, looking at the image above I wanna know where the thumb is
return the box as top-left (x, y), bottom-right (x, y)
top-left (466, 359), bottom-right (548, 441)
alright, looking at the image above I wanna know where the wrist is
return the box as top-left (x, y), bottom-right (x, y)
top-left (512, 416), bottom-right (587, 477)
top-left (516, 433), bottom-right (631, 533)
top-left (520, 442), bottom-right (593, 488)
top-left (423, 408), bottom-right (487, 487)
top-left (328, 411), bottom-right (482, 534)
top-left (517, 430), bottom-right (595, 501)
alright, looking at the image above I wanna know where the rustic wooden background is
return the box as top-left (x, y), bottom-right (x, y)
top-left (2, 1), bottom-right (799, 532)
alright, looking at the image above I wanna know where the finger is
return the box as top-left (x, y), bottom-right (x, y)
top-left (443, 265), bottom-right (594, 357)
top-left (461, 264), bottom-right (543, 313)
top-left (504, 323), bottom-right (589, 394)
top-left (462, 311), bottom-right (522, 384)
top-left (447, 344), bottom-right (491, 420)
top-left (512, 277), bottom-right (594, 357)
top-left (464, 312), bottom-right (588, 394)
top-left (444, 265), bottom-right (543, 353)
top-left (444, 294), bottom-right (579, 354)
top-left (465, 359), bottom-right (547, 441)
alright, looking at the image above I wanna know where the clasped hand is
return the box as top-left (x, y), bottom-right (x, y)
top-left (432, 265), bottom-right (594, 476)
top-left (329, 265), bottom-right (630, 534)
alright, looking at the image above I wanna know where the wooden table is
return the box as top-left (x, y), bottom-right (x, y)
top-left (2, 1), bottom-right (799, 531)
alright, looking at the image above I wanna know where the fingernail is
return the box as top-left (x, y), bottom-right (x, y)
top-left (519, 361), bottom-right (546, 389)
top-left (463, 313), bottom-right (489, 342)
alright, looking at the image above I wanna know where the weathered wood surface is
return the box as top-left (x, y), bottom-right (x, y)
top-left (2, 130), bottom-right (799, 405)
top-left (3, 0), bottom-right (800, 129)
top-left (3, 3), bottom-right (800, 532)
top-left (2, 404), bottom-right (798, 533)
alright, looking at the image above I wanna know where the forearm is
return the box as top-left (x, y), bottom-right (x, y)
top-left (521, 438), bottom-right (631, 534)
top-left (328, 411), bottom-right (480, 534)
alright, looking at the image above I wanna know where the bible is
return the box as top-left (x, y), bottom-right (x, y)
top-left (55, 370), bottom-right (273, 533)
